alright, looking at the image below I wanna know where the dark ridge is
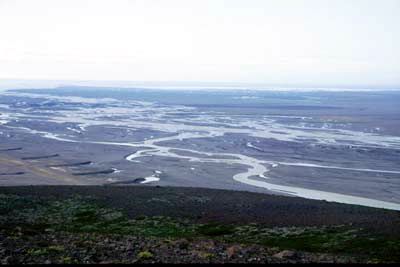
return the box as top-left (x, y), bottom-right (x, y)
top-left (108, 178), bottom-right (145, 185)
top-left (21, 154), bottom-right (60, 160)
top-left (0, 172), bottom-right (25, 176)
top-left (47, 161), bottom-right (92, 167)
top-left (0, 147), bottom-right (23, 152)
top-left (246, 146), bottom-right (264, 152)
top-left (285, 156), bottom-right (325, 162)
top-left (73, 169), bottom-right (116, 176)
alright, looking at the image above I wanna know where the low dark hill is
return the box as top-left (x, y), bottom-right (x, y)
top-left (1, 185), bottom-right (399, 235)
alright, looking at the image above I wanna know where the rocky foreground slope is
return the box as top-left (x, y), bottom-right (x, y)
top-left (1, 186), bottom-right (399, 264)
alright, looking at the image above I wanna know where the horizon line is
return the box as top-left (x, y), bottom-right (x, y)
top-left (1, 78), bottom-right (399, 92)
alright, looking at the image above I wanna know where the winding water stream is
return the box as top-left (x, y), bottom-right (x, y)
top-left (1, 91), bottom-right (400, 210)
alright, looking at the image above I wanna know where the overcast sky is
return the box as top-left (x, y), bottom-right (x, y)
top-left (0, 0), bottom-right (399, 88)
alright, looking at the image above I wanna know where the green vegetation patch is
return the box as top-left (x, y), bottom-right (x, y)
top-left (137, 251), bottom-right (154, 260)
top-left (196, 223), bottom-right (235, 236)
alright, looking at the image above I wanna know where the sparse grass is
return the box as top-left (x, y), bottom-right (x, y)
top-left (137, 251), bottom-right (154, 260)
top-left (1, 193), bottom-right (399, 262)
top-left (27, 248), bottom-right (49, 257)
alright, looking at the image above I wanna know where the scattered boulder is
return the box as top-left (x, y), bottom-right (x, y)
top-left (273, 250), bottom-right (298, 259)
top-left (226, 245), bottom-right (242, 258)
